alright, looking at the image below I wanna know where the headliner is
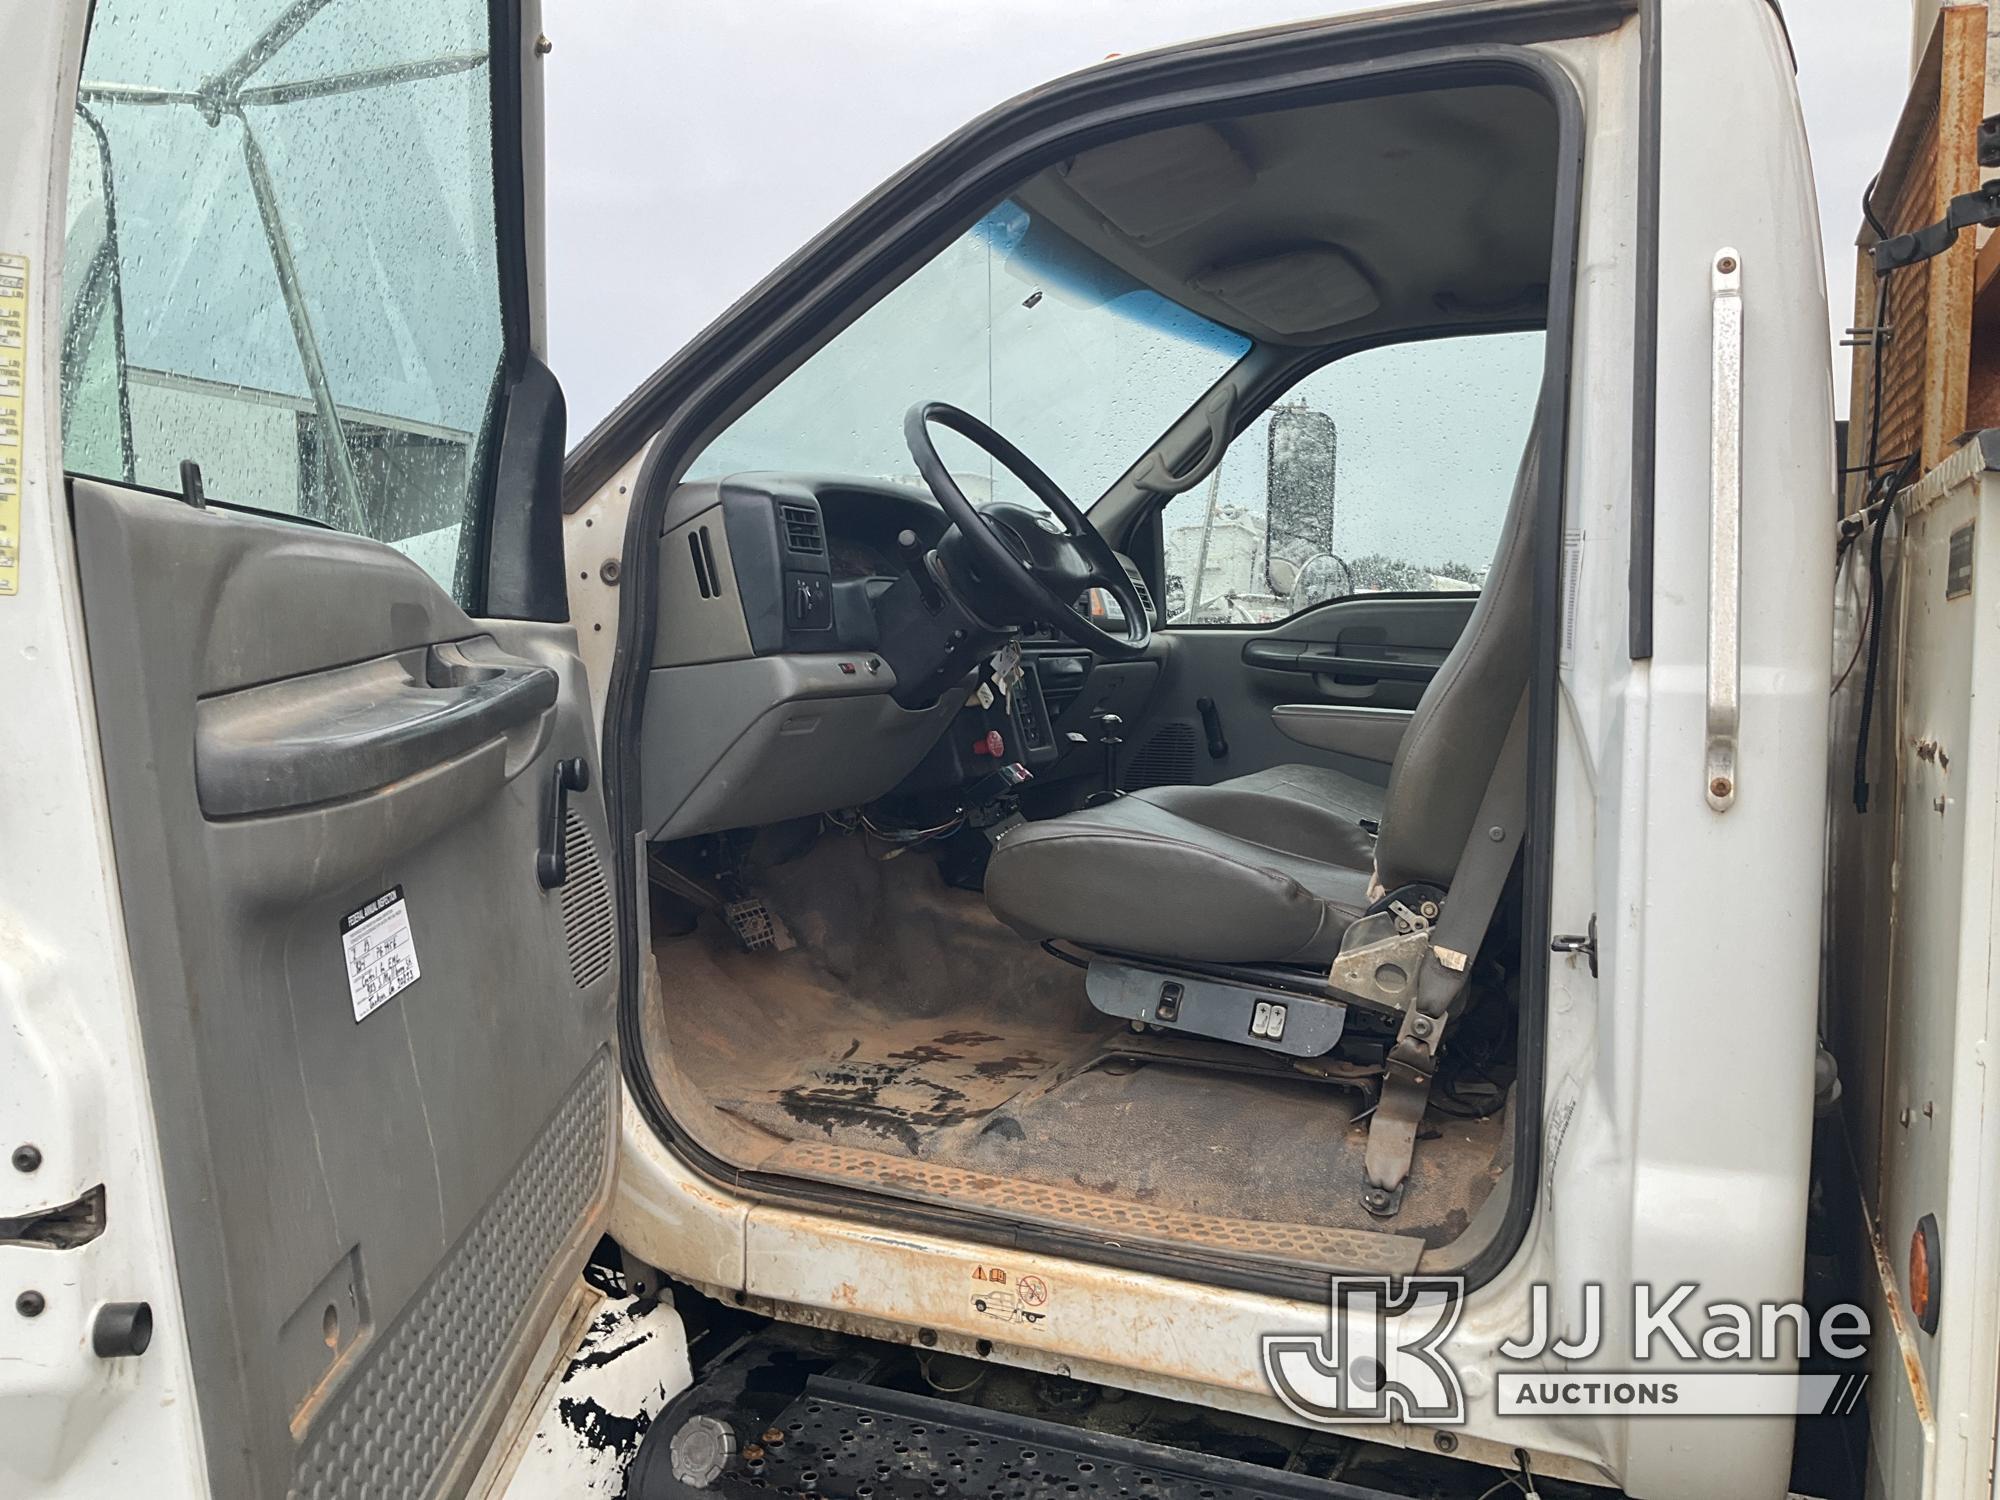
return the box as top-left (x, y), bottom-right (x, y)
top-left (1016, 81), bottom-right (1559, 349)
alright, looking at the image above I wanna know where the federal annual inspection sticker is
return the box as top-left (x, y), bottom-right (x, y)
top-left (340, 885), bottom-right (421, 1022)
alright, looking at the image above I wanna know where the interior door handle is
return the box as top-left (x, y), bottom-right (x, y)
top-left (1241, 639), bottom-right (1435, 683)
top-left (194, 639), bottom-right (559, 817)
top-left (1705, 248), bottom-right (1741, 812)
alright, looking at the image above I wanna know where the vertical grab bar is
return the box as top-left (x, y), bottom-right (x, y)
top-left (1706, 249), bottom-right (1743, 812)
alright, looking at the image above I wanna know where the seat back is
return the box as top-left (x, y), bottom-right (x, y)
top-left (1372, 413), bottom-right (1544, 891)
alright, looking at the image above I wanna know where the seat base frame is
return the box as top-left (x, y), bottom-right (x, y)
top-left (1084, 954), bottom-right (1351, 1059)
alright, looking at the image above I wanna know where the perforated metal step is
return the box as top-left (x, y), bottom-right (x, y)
top-left (638, 1374), bottom-right (1401, 1500)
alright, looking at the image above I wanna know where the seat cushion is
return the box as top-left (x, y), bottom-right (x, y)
top-left (1146, 763), bottom-right (1383, 872)
top-left (984, 764), bottom-right (1383, 965)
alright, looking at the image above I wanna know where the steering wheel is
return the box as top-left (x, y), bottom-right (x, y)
top-left (903, 401), bottom-right (1153, 659)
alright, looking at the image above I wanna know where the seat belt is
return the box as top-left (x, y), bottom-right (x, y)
top-left (1359, 697), bottom-right (1528, 1218)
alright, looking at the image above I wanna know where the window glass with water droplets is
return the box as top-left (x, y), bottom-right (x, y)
top-left (1161, 332), bottom-right (1544, 625)
top-left (61, 0), bottom-right (507, 601)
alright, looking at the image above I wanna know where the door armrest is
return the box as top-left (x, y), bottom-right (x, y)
top-left (1269, 704), bottom-right (1412, 764)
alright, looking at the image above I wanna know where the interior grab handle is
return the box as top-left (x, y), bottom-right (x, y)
top-left (1705, 248), bottom-right (1742, 812)
top-left (193, 639), bottom-right (558, 818)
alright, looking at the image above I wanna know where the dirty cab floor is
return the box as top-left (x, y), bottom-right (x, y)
top-left (647, 830), bottom-right (1509, 1271)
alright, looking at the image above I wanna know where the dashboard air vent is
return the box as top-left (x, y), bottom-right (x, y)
top-left (1122, 563), bottom-right (1157, 619)
top-left (779, 502), bottom-right (825, 555)
top-left (687, 525), bottom-right (720, 599)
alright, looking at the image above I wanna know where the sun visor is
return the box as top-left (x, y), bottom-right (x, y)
top-left (1060, 124), bottom-right (1254, 245)
top-left (1192, 247), bottom-right (1380, 337)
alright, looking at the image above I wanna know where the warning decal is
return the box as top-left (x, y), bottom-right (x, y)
top-left (0, 253), bottom-right (26, 596)
top-left (341, 885), bottom-right (422, 1021)
top-left (969, 1265), bottom-right (1050, 1326)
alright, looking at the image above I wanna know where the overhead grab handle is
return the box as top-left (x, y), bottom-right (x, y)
top-left (1706, 248), bottom-right (1742, 813)
top-left (1129, 384), bottom-right (1238, 495)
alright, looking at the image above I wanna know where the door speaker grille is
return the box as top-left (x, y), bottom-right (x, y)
top-left (559, 808), bottom-right (615, 990)
top-left (1124, 721), bottom-right (1199, 789)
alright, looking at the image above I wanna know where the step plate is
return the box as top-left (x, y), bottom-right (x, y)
top-left (770, 1140), bottom-right (1424, 1276)
top-left (724, 1375), bottom-right (1391, 1499)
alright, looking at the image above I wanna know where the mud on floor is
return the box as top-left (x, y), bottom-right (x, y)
top-left (652, 828), bottom-right (1509, 1252)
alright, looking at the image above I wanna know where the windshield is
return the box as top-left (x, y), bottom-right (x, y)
top-left (687, 201), bottom-right (1253, 513)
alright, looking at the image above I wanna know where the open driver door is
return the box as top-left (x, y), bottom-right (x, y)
top-left (48, 1), bottom-right (619, 1496)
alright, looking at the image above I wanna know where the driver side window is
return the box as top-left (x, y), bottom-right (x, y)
top-left (1160, 330), bottom-right (1544, 625)
top-left (59, 0), bottom-right (509, 602)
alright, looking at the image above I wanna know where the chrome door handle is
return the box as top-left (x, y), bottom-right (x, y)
top-left (1706, 248), bottom-right (1742, 812)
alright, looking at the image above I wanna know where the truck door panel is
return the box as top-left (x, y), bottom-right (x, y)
top-left (72, 484), bottom-right (618, 1499)
top-left (1123, 593), bottom-right (1474, 788)
top-left (53, 0), bottom-right (618, 1494)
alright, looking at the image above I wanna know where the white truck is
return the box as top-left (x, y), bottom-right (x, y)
top-left (1, 1), bottom-right (1990, 1498)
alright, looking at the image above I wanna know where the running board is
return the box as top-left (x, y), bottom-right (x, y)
top-left (632, 1370), bottom-right (1422, 1499)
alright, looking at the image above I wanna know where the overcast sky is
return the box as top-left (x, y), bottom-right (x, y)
top-left (545, 2), bottom-right (1913, 438)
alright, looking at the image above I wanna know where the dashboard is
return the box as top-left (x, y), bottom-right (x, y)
top-left (639, 473), bottom-right (1163, 843)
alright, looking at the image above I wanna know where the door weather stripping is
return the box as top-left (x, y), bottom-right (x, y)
top-left (1705, 248), bottom-right (1742, 812)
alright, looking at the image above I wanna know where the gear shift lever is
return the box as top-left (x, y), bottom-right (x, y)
top-left (1085, 712), bottom-right (1124, 805)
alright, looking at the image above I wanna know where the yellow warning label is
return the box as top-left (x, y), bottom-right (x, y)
top-left (0, 252), bottom-right (24, 596)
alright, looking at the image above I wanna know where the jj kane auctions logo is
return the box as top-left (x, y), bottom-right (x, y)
top-left (1261, 1279), bottom-right (1871, 1424)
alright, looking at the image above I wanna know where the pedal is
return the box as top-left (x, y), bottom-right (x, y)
top-left (722, 896), bottom-right (794, 953)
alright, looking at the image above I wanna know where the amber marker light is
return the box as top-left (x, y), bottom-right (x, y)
top-left (1910, 1213), bottom-right (1941, 1335)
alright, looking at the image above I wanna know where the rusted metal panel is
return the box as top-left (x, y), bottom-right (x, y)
top-left (1829, 434), bottom-right (2000, 1499)
top-left (1847, 6), bottom-right (1986, 491)
top-left (729, 1207), bottom-right (1620, 1490)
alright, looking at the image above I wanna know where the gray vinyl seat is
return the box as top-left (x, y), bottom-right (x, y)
top-left (985, 415), bottom-right (1541, 967)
